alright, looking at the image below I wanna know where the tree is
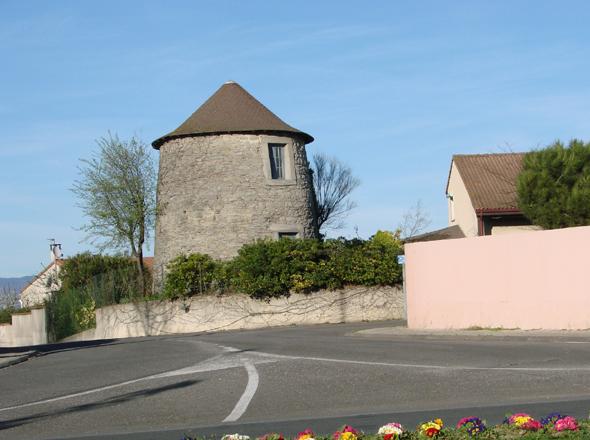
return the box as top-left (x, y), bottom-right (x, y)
top-left (397, 200), bottom-right (431, 239)
top-left (517, 139), bottom-right (590, 229)
top-left (311, 153), bottom-right (360, 233)
top-left (72, 133), bottom-right (157, 295)
top-left (0, 287), bottom-right (20, 310)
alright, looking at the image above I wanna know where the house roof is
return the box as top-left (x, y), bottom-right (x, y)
top-left (20, 257), bottom-right (155, 295)
top-left (142, 256), bottom-right (154, 271)
top-left (152, 81), bottom-right (314, 149)
top-left (20, 259), bottom-right (64, 294)
top-left (404, 225), bottom-right (465, 243)
top-left (448, 152), bottom-right (526, 211)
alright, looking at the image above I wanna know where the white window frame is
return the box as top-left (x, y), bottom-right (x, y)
top-left (261, 136), bottom-right (297, 185)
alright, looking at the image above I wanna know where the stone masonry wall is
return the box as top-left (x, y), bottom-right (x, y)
top-left (154, 134), bottom-right (318, 279)
top-left (91, 286), bottom-right (405, 339)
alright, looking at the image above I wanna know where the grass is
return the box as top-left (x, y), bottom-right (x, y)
top-left (465, 326), bottom-right (519, 331)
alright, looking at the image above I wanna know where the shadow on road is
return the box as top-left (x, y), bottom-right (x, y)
top-left (0, 379), bottom-right (200, 431)
top-left (0, 339), bottom-right (118, 356)
top-left (0, 333), bottom-right (206, 357)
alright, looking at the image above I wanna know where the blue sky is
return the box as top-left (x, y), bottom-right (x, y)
top-left (1, 1), bottom-right (590, 276)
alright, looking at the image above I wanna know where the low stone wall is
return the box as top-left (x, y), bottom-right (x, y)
top-left (93, 286), bottom-right (404, 339)
top-left (0, 308), bottom-right (47, 347)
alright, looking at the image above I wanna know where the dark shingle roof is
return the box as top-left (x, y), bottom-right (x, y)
top-left (450, 153), bottom-right (526, 210)
top-left (404, 225), bottom-right (465, 243)
top-left (152, 81), bottom-right (313, 149)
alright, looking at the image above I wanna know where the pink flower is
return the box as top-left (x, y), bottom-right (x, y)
top-left (296, 429), bottom-right (315, 440)
top-left (456, 417), bottom-right (476, 428)
top-left (555, 416), bottom-right (578, 432)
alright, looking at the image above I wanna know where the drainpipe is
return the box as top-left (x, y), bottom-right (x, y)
top-left (477, 211), bottom-right (484, 236)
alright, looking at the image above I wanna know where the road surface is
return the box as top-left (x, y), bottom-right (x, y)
top-left (1, 321), bottom-right (590, 439)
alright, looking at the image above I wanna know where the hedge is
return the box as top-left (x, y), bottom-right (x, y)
top-left (163, 231), bottom-right (403, 300)
top-left (46, 253), bottom-right (150, 340)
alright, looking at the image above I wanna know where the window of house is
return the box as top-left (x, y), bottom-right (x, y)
top-left (278, 231), bottom-right (299, 239)
top-left (268, 143), bottom-right (285, 179)
top-left (448, 194), bottom-right (455, 222)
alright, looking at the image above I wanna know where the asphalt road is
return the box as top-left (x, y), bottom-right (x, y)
top-left (1, 321), bottom-right (590, 439)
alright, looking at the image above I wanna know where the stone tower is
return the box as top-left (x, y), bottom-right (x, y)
top-left (152, 81), bottom-right (319, 278)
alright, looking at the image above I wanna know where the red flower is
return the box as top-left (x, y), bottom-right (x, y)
top-left (521, 420), bottom-right (542, 431)
top-left (425, 427), bottom-right (438, 437)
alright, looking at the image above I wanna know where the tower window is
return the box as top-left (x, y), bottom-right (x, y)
top-left (268, 143), bottom-right (285, 179)
top-left (278, 231), bottom-right (299, 240)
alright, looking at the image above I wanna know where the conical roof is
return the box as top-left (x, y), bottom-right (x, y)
top-left (152, 81), bottom-right (313, 149)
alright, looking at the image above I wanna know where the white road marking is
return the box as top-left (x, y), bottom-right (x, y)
top-left (222, 361), bottom-right (259, 422)
top-left (251, 350), bottom-right (590, 372)
top-left (2, 342), bottom-right (589, 418)
top-left (0, 375), bottom-right (153, 413)
top-left (0, 347), bottom-right (273, 416)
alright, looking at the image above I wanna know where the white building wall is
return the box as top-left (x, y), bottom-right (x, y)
top-left (20, 262), bottom-right (61, 307)
top-left (447, 161), bottom-right (478, 237)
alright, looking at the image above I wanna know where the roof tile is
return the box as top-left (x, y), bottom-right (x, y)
top-left (452, 153), bottom-right (526, 210)
top-left (152, 81), bottom-right (313, 148)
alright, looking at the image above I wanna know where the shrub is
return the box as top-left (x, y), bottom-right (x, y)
top-left (59, 252), bottom-right (147, 305)
top-left (45, 287), bottom-right (96, 341)
top-left (227, 238), bottom-right (334, 299)
top-left (46, 252), bottom-right (150, 340)
top-left (162, 253), bottom-right (221, 299)
top-left (517, 139), bottom-right (590, 229)
top-left (167, 232), bottom-right (403, 300)
top-left (326, 231), bottom-right (403, 287)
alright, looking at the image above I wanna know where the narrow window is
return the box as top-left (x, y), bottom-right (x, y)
top-left (448, 194), bottom-right (455, 222)
top-left (268, 143), bottom-right (285, 179)
top-left (278, 232), bottom-right (299, 239)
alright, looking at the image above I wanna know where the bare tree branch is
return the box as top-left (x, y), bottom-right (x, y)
top-left (310, 153), bottom-right (360, 233)
top-left (397, 200), bottom-right (431, 239)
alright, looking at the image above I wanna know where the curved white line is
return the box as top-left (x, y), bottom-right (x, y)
top-left (223, 361), bottom-right (259, 422)
top-left (0, 352), bottom-right (229, 414)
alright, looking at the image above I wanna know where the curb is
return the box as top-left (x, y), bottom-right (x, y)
top-left (0, 351), bottom-right (35, 369)
top-left (353, 327), bottom-right (590, 340)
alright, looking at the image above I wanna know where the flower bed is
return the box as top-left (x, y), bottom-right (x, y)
top-left (183, 412), bottom-right (590, 440)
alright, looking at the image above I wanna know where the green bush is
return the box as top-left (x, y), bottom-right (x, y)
top-left (163, 231), bottom-right (403, 300)
top-left (60, 253), bottom-right (142, 295)
top-left (229, 238), bottom-right (329, 299)
top-left (327, 231), bottom-right (403, 286)
top-left (46, 252), bottom-right (151, 340)
top-left (162, 253), bottom-right (222, 299)
top-left (517, 139), bottom-right (590, 229)
top-left (45, 287), bottom-right (96, 341)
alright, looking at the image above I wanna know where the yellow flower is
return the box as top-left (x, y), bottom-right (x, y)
top-left (339, 432), bottom-right (357, 440)
top-left (513, 416), bottom-right (532, 426)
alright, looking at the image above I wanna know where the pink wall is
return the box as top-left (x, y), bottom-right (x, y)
top-left (405, 226), bottom-right (590, 330)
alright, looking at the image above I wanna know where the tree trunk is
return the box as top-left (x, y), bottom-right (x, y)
top-left (130, 234), bottom-right (146, 298)
top-left (137, 247), bottom-right (146, 297)
top-left (137, 221), bottom-right (147, 297)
